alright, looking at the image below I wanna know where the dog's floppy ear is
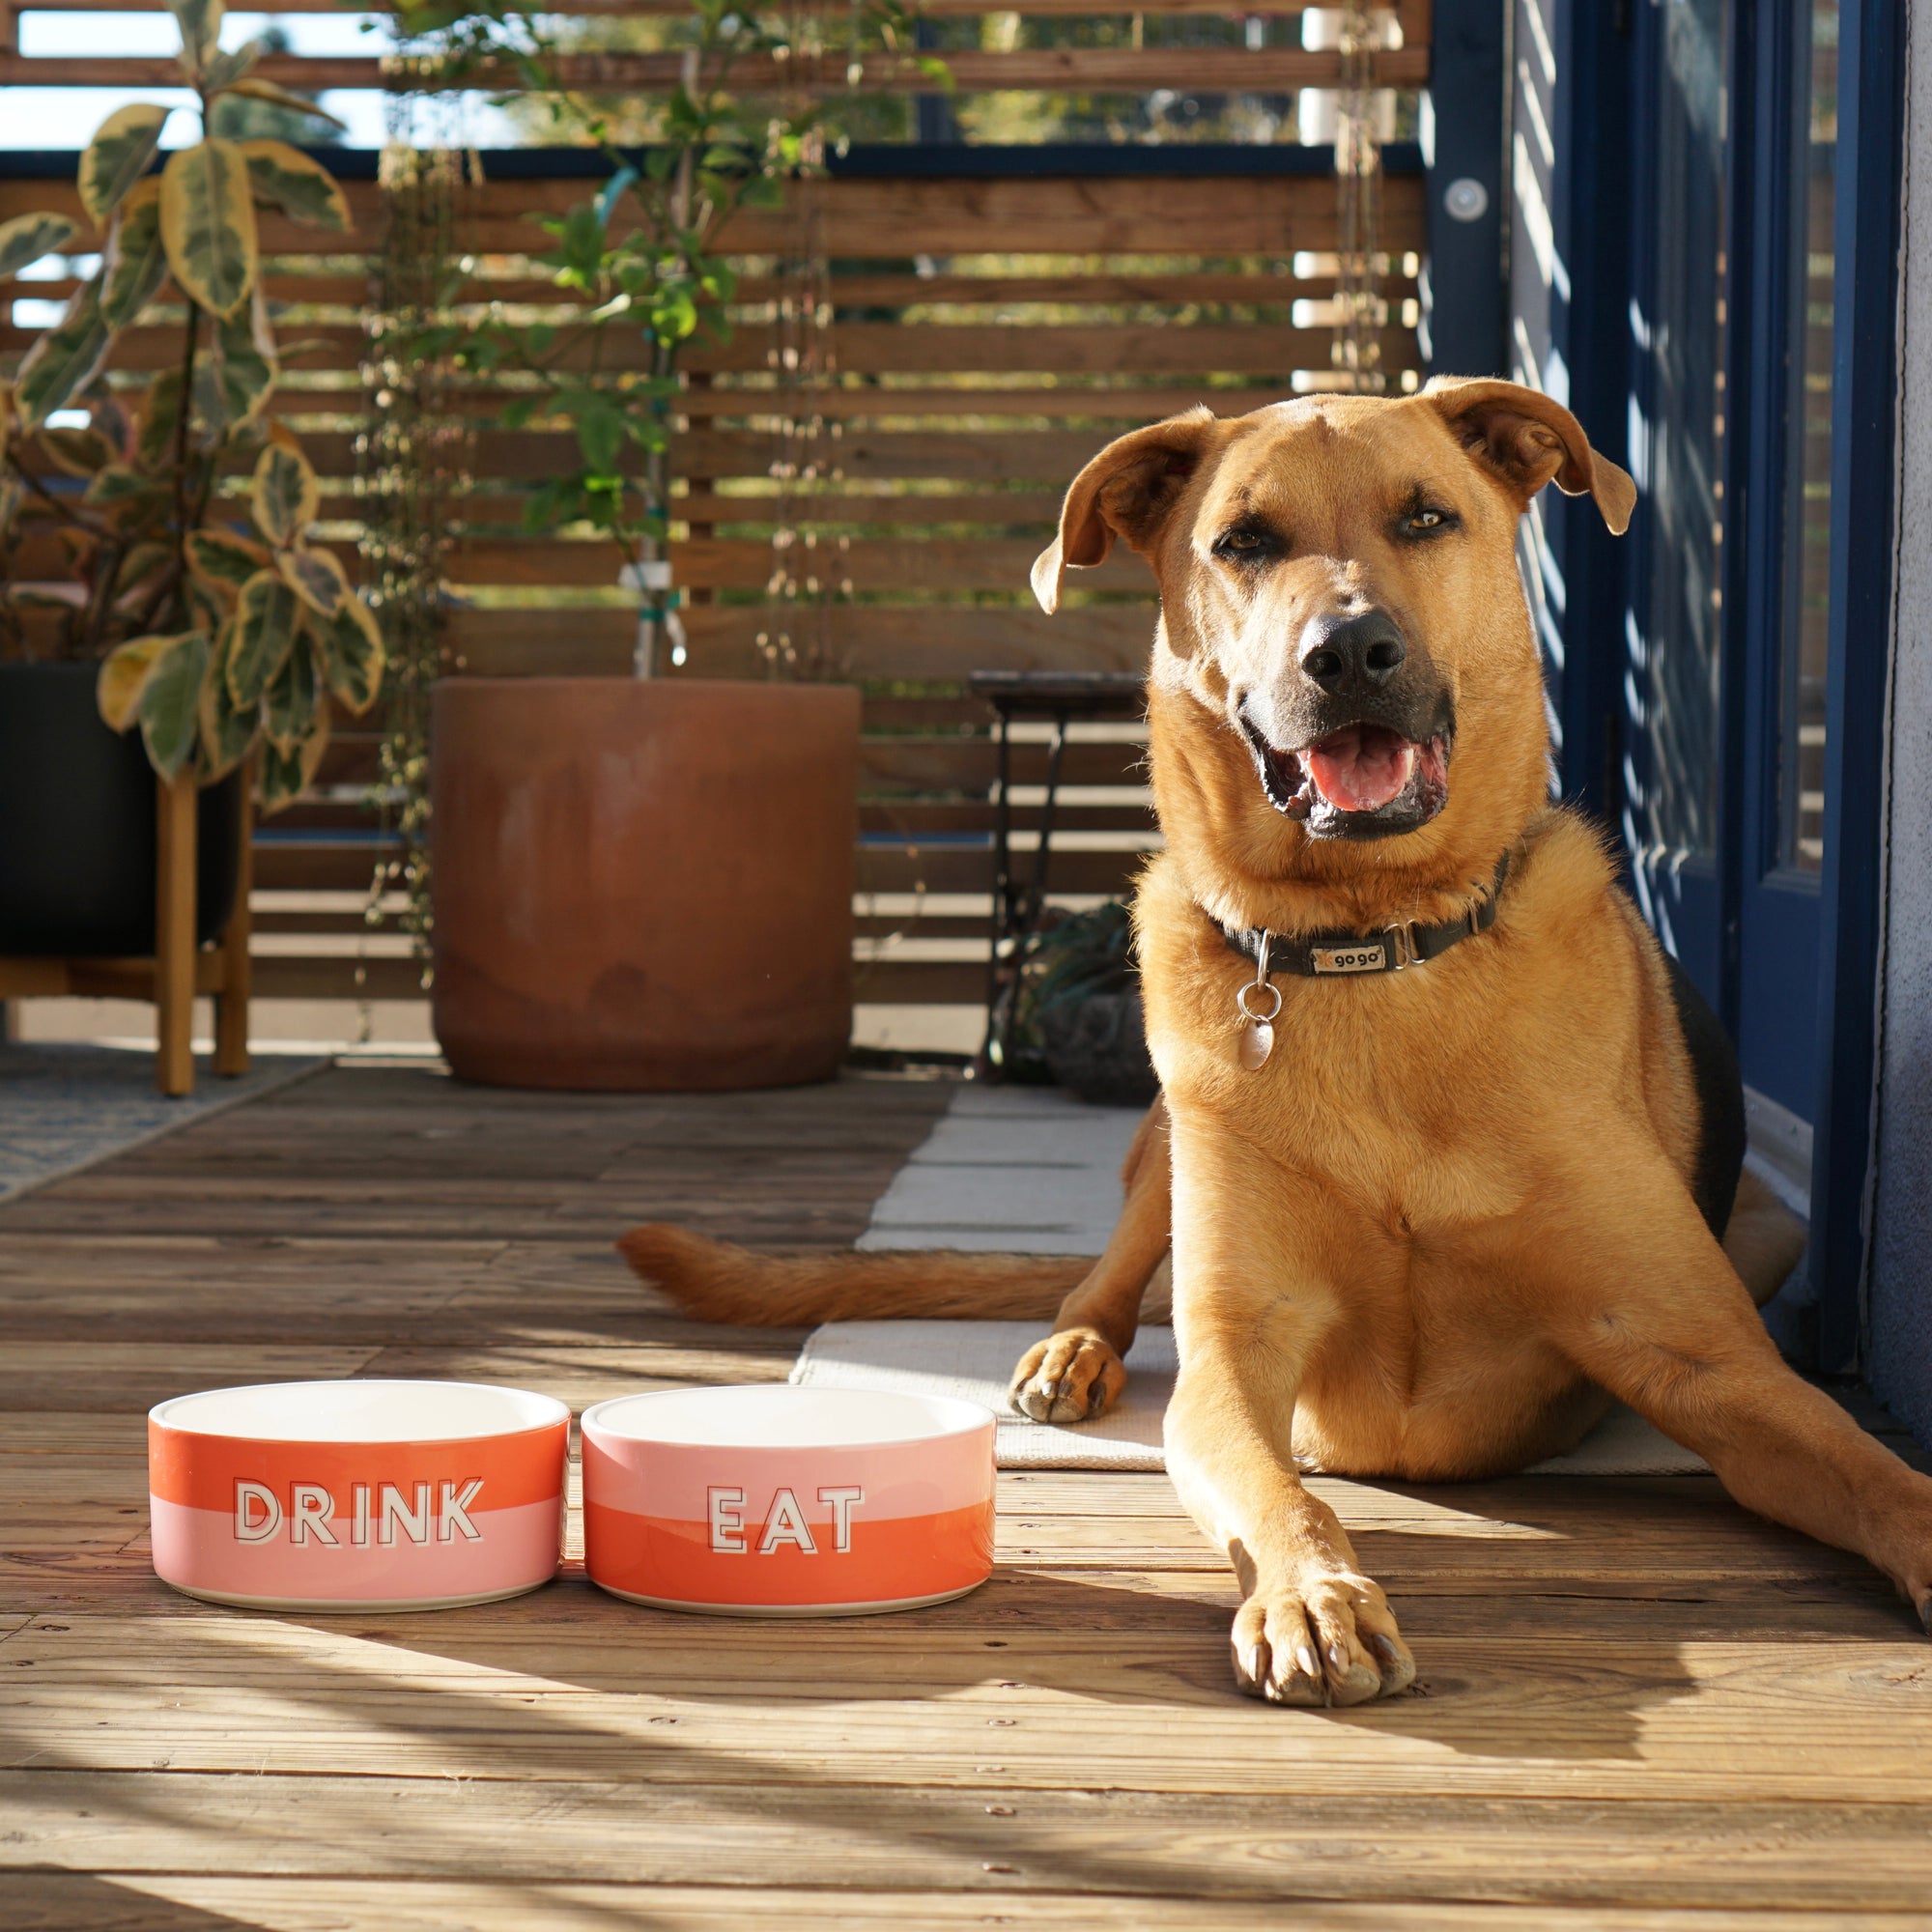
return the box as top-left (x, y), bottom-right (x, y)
top-left (1424, 378), bottom-right (1636, 535)
top-left (1032, 409), bottom-right (1218, 613)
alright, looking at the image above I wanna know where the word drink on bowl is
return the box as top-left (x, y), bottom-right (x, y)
top-left (148, 1379), bottom-right (569, 1612)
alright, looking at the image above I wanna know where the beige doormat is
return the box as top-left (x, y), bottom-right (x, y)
top-left (792, 1318), bottom-right (1710, 1476)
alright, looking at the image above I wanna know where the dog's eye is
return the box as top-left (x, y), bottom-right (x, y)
top-left (1399, 505), bottom-right (1458, 539)
top-left (1213, 526), bottom-right (1278, 564)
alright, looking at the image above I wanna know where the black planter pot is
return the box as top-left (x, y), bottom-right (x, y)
top-left (0, 660), bottom-right (242, 957)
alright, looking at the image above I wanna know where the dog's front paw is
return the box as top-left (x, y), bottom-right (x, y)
top-left (1008, 1327), bottom-right (1127, 1422)
top-left (1231, 1567), bottom-right (1415, 1707)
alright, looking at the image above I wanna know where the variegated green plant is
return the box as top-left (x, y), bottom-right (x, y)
top-left (0, 0), bottom-right (383, 812)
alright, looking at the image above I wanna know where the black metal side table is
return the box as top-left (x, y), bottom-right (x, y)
top-left (968, 668), bottom-right (1148, 1072)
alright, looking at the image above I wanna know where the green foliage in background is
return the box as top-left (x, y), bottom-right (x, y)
top-left (390, 0), bottom-right (933, 674)
top-left (0, 0), bottom-right (384, 810)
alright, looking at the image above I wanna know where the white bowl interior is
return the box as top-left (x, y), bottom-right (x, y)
top-left (151, 1379), bottom-right (566, 1443)
top-left (587, 1384), bottom-right (991, 1448)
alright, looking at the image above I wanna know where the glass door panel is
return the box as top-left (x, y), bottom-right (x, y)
top-left (1729, 0), bottom-right (1834, 1120)
top-left (1778, 0), bottom-right (1836, 874)
top-left (1624, 0), bottom-right (1730, 996)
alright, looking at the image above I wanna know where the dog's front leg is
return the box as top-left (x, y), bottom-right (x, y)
top-left (1547, 1146), bottom-right (1932, 1631)
top-left (1164, 1131), bottom-right (1415, 1705)
top-left (1010, 1098), bottom-right (1173, 1422)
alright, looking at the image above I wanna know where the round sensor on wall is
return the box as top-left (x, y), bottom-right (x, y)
top-left (1444, 178), bottom-right (1491, 223)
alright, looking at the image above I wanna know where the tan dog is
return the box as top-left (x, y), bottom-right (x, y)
top-left (625, 380), bottom-right (1932, 1705)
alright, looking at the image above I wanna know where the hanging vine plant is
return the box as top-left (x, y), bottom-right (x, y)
top-left (0, 0), bottom-right (384, 809)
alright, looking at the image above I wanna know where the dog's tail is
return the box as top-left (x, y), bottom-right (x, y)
top-left (617, 1223), bottom-right (1094, 1325)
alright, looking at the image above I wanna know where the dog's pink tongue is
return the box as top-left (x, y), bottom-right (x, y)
top-left (1305, 726), bottom-right (1417, 812)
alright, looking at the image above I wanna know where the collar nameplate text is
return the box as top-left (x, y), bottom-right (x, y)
top-left (1311, 943), bottom-right (1388, 975)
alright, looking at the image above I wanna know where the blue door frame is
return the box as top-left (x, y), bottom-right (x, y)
top-left (1526, 0), bottom-right (1903, 1370)
top-left (1807, 0), bottom-right (1905, 1370)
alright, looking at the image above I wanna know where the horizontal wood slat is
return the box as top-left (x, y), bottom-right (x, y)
top-left (8, 0), bottom-right (1413, 17)
top-left (0, 46), bottom-right (1430, 93)
top-left (0, 322), bottom-right (1420, 380)
top-left (0, 173), bottom-right (1416, 256)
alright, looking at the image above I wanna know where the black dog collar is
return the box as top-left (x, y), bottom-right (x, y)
top-left (1222, 851), bottom-right (1513, 980)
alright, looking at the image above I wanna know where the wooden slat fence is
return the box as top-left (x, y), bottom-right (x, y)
top-left (1, 5), bottom-right (1429, 1018)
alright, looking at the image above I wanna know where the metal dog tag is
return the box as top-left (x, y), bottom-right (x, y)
top-left (1238, 1017), bottom-right (1276, 1070)
top-left (1236, 935), bottom-right (1283, 1071)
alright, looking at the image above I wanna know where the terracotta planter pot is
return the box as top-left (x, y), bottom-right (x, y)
top-left (430, 677), bottom-right (859, 1091)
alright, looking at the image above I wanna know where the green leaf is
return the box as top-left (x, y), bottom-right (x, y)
top-left (227, 567), bottom-right (300, 705)
top-left (205, 284), bottom-right (277, 433)
top-left (0, 213), bottom-right (81, 280)
top-left (114, 539), bottom-right (172, 596)
top-left (81, 457), bottom-right (149, 506)
top-left (100, 184), bottom-right (169, 328)
top-left (86, 465), bottom-right (171, 522)
top-left (98, 630), bottom-right (190, 731)
top-left (186, 526), bottom-right (271, 594)
top-left (200, 39), bottom-right (261, 94)
top-left (277, 543), bottom-right (347, 617)
top-left (199, 622), bottom-right (260, 779)
top-left (39, 425), bottom-right (117, 476)
top-left (574, 402), bottom-right (622, 475)
top-left (263, 628), bottom-right (318, 751)
top-left (250, 433), bottom-right (317, 546)
top-left (311, 593), bottom-right (384, 714)
top-left (140, 628), bottom-right (211, 780)
top-left (237, 140), bottom-right (351, 232)
top-left (219, 79), bottom-right (346, 134)
top-left (168, 0), bottom-right (223, 71)
top-left (160, 138), bottom-right (258, 320)
top-left (79, 104), bottom-right (169, 225)
top-left (14, 277), bottom-right (111, 432)
top-left (185, 574), bottom-right (228, 642)
top-left (136, 368), bottom-right (183, 469)
top-left (521, 475), bottom-right (582, 534)
top-left (258, 700), bottom-right (328, 814)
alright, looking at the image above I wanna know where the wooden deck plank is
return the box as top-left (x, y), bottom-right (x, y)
top-left (13, 1877), bottom-right (1925, 1932)
top-left (1, 1063), bottom-right (1925, 1919)
top-left (6, 1614), bottom-right (1931, 1802)
top-left (7, 1772), bottom-right (1932, 1908)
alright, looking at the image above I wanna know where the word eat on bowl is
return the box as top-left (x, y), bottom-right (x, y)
top-left (580, 1383), bottom-right (997, 1616)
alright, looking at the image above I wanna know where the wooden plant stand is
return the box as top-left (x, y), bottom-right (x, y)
top-left (0, 772), bottom-right (253, 1097)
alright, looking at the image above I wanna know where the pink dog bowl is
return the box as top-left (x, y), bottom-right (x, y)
top-left (581, 1384), bottom-right (996, 1616)
top-left (148, 1380), bottom-right (570, 1612)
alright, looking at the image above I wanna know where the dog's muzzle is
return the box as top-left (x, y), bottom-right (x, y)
top-left (1239, 710), bottom-right (1453, 839)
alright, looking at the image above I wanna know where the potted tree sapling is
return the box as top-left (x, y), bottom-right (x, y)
top-left (398, 0), bottom-right (926, 1091)
top-left (0, 0), bottom-right (384, 990)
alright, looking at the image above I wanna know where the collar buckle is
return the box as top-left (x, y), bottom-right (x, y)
top-left (1384, 918), bottom-right (1421, 971)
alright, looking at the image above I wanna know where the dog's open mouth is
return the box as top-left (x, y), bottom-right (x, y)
top-left (1242, 716), bottom-right (1452, 838)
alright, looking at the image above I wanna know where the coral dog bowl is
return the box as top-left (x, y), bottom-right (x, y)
top-left (148, 1380), bottom-right (570, 1612)
top-left (581, 1384), bottom-right (996, 1616)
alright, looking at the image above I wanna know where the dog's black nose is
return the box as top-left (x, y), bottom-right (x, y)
top-left (1298, 610), bottom-right (1408, 692)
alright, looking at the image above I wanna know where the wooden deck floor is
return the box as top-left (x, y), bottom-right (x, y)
top-left (4, 1063), bottom-right (1931, 1930)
